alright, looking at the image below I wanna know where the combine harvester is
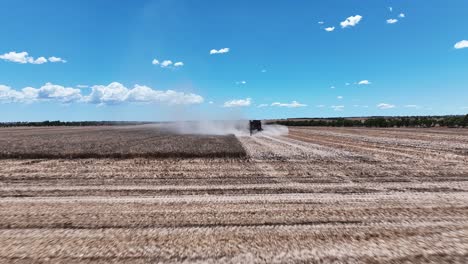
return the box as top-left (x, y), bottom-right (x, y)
top-left (249, 120), bottom-right (263, 136)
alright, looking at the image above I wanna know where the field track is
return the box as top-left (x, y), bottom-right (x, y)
top-left (0, 126), bottom-right (467, 263)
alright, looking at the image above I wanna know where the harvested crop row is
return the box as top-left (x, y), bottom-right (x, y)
top-left (2, 223), bottom-right (466, 263)
top-left (1, 126), bottom-right (468, 263)
top-left (290, 127), bottom-right (468, 155)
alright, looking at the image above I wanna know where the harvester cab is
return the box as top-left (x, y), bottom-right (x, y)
top-left (249, 120), bottom-right (263, 136)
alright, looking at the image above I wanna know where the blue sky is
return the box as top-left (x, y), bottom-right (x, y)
top-left (1, 0), bottom-right (467, 121)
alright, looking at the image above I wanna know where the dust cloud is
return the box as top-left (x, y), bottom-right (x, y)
top-left (260, 124), bottom-right (289, 137)
top-left (165, 120), bottom-right (288, 137)
top-left (154, 102), bottom-right (288, 136)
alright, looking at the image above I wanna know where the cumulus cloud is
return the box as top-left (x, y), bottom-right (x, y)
top-left (0, 85), bottom-right (32, 103)
top-left (223, 98), bottom-right (251, 107)
top-left (271, 101), bottom-right (307, 108)
top-left (331, 105), bottom-right (344, 111)
top-left (387, 19), bottom-right (398, 24)
top-left (36, 83), bottom-right (82, 102)
top-left (48, 56), bottom-right (67, 63)
top-left (324, 27), bottom-right (335, 32)
top-left (399, 13), bottom-right (405, 18)
top-left (358, 80), bottom-right (371, 85)
top-left (0, 83), bottom-right (80, 103)
top-left (454, 40), bottom-right (468, 49)
top-left (340, 15), bottom-right (362, 28)
top-left (210, 48), bottom-right (230, 55)
top-left (84, 83), bottom-right (203, 105)
top-left (377, 103), bottom-right (395, 109)
top-left (0, 82), bottom-right (203, 105)
top-left (32, 57), bottom-right (48, 64)
top-left (0, 51), bottom-right (29, 64)
top-left (160, 60), bottom-right (173, 68)
top-left (152, 59), bottom-right (184, 68)
top-left (0, 51), bottom-right (66, 64)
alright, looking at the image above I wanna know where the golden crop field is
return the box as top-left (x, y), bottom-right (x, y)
top-left (0, 126), bottom-right (467, 263)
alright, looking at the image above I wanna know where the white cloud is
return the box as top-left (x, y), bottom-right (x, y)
top-left (0, 51), bottom-right (29, 64)
top-left (31, 57), bottom-right (48, 64)
top-left (0, 83), bottom-right (80, 103)
top-left (36, 83), bottom-right (82, 102)
top-left (0, 85), bottom-right (30, 103)
top-left (48, 56), bottom-right (67, 63)
top-left (399, 13), bottom-right (405, 18)
top-left (257, 104), bottom-right (268, 108)
top-left (208, 101), bottom-right (214, 104)
top-left (331, 105), bottom-right (344, 111)
top-left (0, 51), bottom-right (65, 64)
top-left (76, 85), bottom-right (89, 88)
top-left (0, 82), bottom-right (204, 105)
top-left (271, 101), bottom-right (307, 108)
top-left (210, 48), bottom-right (230, 55)
top-left (160, 60), bottom-right (173, 68)
top-left (85, 83), bottom-right (203, 105)
top-left (340, 15), bottom-right (362, 28)
top-left (152, 59), bottom-right (183, 68)
top-left (318, 21), bottom-right (324, 24)
top-left (377, 103), bottom-right (395, 109)
top-left (324, 27), bottom-right (335, 32)
top-left (358, 80), bottom-right (371, 85)
top-left (454, 40), bottom-right (468, 49)
top-left (387, 19), bottom-right (398, 24)
top-left (389, 7), bottom-right (393, 12)
top-left (223, 98), bottom-right (251, 107)
top-left (236, 81), bottom-right (247, 85)
top-left (337, 96), bottom-right (343, 100)
top-left (84, 82), bottom-right (129, 104)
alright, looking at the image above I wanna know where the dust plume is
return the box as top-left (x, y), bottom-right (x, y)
top-left (155, 102), bottom-right (288, 136)
top-left (166, 120), bottom-right (288, 137)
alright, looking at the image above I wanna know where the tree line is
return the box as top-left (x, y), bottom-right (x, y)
top-left (273, 115), bottom-right (468, 128)
top-left (0, 121), bottom-right (154, 127)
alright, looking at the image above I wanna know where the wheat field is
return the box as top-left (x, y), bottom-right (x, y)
top-left (0, 126), bottom-right (467, 263)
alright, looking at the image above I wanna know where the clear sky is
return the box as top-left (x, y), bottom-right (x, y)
top-left (1, 0), bottom-right (467, 121)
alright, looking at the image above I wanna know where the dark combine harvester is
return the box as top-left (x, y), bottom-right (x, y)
top-left (249, 120), bottom-right (263, 136)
